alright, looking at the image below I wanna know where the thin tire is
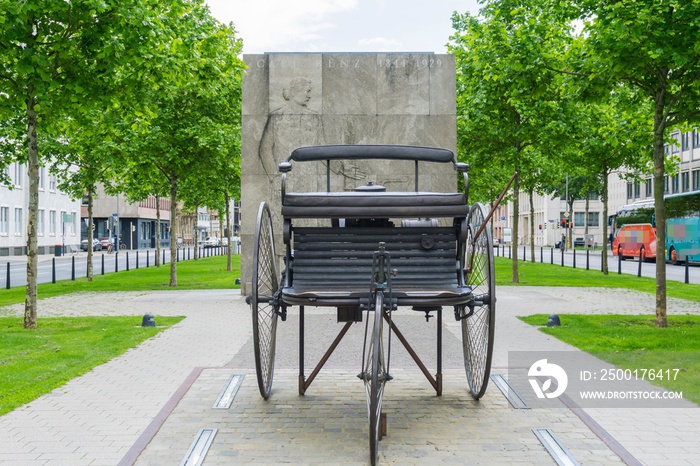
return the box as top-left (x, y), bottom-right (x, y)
top-left (251, 202), bottom-right (280, 399)
top-left (364, 293), bottom-right (386, 465)
top-left (463, 203), bottom-right (495, 399)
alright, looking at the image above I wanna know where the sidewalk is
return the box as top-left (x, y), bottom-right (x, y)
top-left (0, 287), bottom-right (698, 465)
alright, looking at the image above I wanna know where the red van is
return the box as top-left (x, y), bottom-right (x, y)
top-left (612, 224), bottom-right (657, 261)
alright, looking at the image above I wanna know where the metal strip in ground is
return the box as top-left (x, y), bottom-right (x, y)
top-left (558, 393), bottom-right (644, 466)
top-left (532, 428), bottom-right (580, 466)
top-left (117, 366), bottom-right (205, 466)
top-left (212, 374), bottom-right (244, 409)
top-left (179, 428), bottom-right (217, 466)
top-left (491, 373), bottom-right (529, 409)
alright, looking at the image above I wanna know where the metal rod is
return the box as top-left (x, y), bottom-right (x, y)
top-left (71, 256), bottom-right (75, 280)
top-left (302, 321), bottom-right (354, 394)
top-left (473, 171), bottom-right (518, 244)
top-left (299, 305), bottom-right (305, 395)
top-left (437, 308), bottom-right (443, 396)
top-left (126, 252), bottom-right (130, 271)
top-left (52, 258), bottom-right (56, 284)
top-left (5, 262), bottom-right (9, 289)
top-left (686, 258), bottom-right (690, 284)
top-left (101, 253), bottom-right (104, 275)
top-left (383, 314), bottom-right (439, 393)
top-left (638, 247), bottom-right (643, 277)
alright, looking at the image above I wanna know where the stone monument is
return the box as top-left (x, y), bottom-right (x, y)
top-left (240, 52), bottom-right (457, 295)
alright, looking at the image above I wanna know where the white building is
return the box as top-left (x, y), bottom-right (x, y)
top-left (1, 162), bottom-right (82, 256)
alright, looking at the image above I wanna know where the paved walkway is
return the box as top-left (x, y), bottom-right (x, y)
top-left (0, 287), bottom-right (698, 465)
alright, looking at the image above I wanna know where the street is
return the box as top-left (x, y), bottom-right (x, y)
top-left (0, 246), bottom-right (234, 288)
top-left (496, 244), bottom-right (699, 284)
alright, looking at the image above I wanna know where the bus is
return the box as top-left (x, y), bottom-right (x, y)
top-left (610, 199), bottom-right (656, 261)
top-left (610, 190), bottom-right (700, 264)
top-left (665, 190), bottom-right (700, 264)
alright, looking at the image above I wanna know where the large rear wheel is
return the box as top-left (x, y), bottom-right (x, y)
top-left (463, 202), bottom-right (495, 399)
top-left (251, 202), bottom-right (280, 399)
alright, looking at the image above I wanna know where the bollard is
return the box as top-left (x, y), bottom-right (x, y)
top-left (126, 252), bottom-right (130, 271)
top-left (101, 253), bottom-right (105, 275)
top-left (6, 262), bottom-right (10, 289)
top-left (638, 247), bottom-right (644, 277)
top-left (540, 246), bottom-right (543, 263)
top-left (71, 256), bottom-right (75, 280)
top-left (686, 258), bottom-right (690, 284)
top-left (601, 250), bottom-right (604, 272)
top-left (573, 249), bottom-right (576, 269)
top-left (618, 251), bottom-right (622, 275)
top-left (177, 249), bottom-right (179, 262)
top-left (136, 251), bottom-right (139, 269)
top-left (163, 249), bottom-right (166, 265)
top-left (147, 250), bottom-right (150, 267)
top-left (523, 246), bottom-right (526, 261)
top-left (115, 252), bottom-right (118, 273)
top-left (550, 247), bottom-right (554, 265)
top-left (586, 249), bottom-right (590, 270)
top-left (52, 258), bottom-right (56, 284)
top-left (561, 248), bottom-right (564, 267)
top-left (508, 246), bottom-right (511, 259)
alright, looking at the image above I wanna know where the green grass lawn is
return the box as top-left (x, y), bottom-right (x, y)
top-left (0, 315), bottom-right (184, 416)
top-left (0, 255), bottom-right (241, 309)
top-left (519, 314), bottom-right (700, 406)
top-left (495, 256), bottom-right (700, 303)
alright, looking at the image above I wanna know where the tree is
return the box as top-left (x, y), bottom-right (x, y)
top-left (450, 3), bottom-right (574, 283)
top-left (118, 3), bottom-right (244, 285)
top-left (568, 0), bottom-right (700, 326)
top-left (0, 0), bottom-right (186, 328)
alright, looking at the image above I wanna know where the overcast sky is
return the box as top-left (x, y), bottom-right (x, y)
top-left (205, 0), bottom-right (480, 55)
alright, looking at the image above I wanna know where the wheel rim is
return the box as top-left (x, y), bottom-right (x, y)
top-left (463, 203), bottom-right (495, 399)
top-left (251, 202), bottom-right (280, 399)
top-left (363, 293), bottom-right (386, 466)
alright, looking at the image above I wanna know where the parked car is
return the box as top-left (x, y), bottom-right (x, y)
top-left (81, 238), bottom-right (103, 251)
top-left (99, 237), bottom-right (112, 249)
top-left (203, 236), bottom-right (221, 248)
top-left (573, 237), bottom-right (585, 247)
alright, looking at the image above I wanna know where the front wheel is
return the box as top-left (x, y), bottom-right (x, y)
top-left (463, 203), bottom-right (495, 399)
top-left (670, 247), bottom-right (679, 265)
top-left (363, 293), bottom-right (386, 466)
top-left (251, 202), bottom-right (280, 399)
top-left (618, 247), bottom-right (626, 261)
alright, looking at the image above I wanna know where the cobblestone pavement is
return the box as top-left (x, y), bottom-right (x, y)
top-left (0, 287), bottom-right (698, 465)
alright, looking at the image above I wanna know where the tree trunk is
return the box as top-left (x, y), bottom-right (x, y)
top-left (155, 195), bottom-right (161, 267)
top-left (226, 193), bottom-right (232, 271)
top-left (87, 189), bottom-right (94, 281)
top-left (194, 204), bottom-right (199, 260)
top-left (512, 171), bottom-right (520, 283)
top-left (529, 189), bottom-right (535, 263)
top-left (169, 177), bottom-right (178, 287)
top-left (602, 165), bottom-right (609, 275)
top-left (653, 87), bottom-right (668, 328)
top-left (24, 93), bottom-right (39, 329)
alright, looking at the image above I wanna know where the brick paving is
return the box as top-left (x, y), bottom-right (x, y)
top-left (0, 287), bottom-right (698, 465)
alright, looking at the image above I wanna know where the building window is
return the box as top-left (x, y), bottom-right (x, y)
top-left (645, 178), bottom-right (653, 197)
top-left (682, 132), bottom-right (690, 151)
top-left (627, 182), bottom-right (633, 200)
top-left (574, 212), bottom-right (585, 227)
top-left (14, 208), bottom-right (22, 234)
top-left (671, 132), bottom-right (680, 153)
top-left (49, 210), bottom-right (56, 235)
top-left (694, 130), bottom-right (700, 148)
top-left (672, 174), bottom-right (680, 193)
top-left (693, 170), bottom-right (700, 191)
top-left (14, 164), bottom-right (22, 187)
top-left (141, 222), bottom-right (151, 241)
top-left (664, 176), bottom-right (669, 194)
top-left (38, 209), bottom-right (45, 236)
top-left (49, 175), bottom-right (57, 192)
top-left (634, 182), bottom-right (640, 198)
top-left (0, 207), bottom-right (8, 234)
top-left (682, 172), bottom-right (690, 192)
top-left (70, 212), bottom-right (76, 235)
top-left (588, 212), bottom-right (600, 227)
top-left (38, 166), bottom-right (45, 190)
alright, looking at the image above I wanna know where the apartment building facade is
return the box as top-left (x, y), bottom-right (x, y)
top-left (1, 162), bottom-right (82, 256)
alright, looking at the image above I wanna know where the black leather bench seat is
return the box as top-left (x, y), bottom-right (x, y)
top-left (282, 191), bottom-right (468, 218)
